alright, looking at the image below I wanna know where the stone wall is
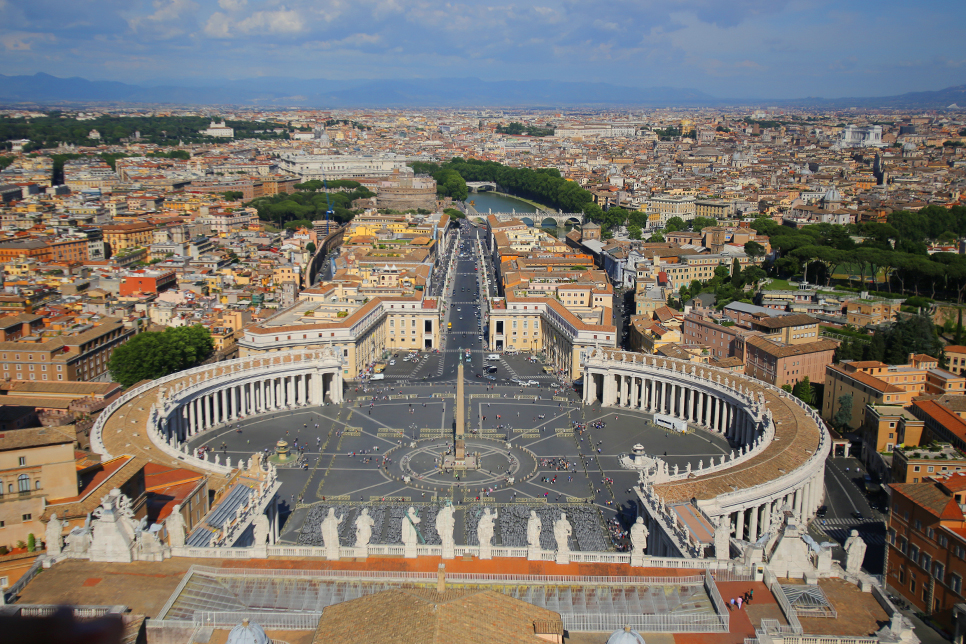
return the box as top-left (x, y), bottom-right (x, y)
top-left (376, 187), bottom-right (438, 212)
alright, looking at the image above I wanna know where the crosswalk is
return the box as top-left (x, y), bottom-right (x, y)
top-left (818, 517), bottom-right (886, 527)
top-left (819, 527), bottom-right (888, 547)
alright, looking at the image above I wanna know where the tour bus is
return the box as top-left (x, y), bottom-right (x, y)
top-left (654, 414), bottom-right (687, 432)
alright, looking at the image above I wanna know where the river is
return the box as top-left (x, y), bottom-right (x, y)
top-left (465, 191), bottom-right (570, 238)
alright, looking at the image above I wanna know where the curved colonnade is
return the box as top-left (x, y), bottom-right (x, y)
top-left (90, 349), bottom-right (346, 475)
top-left (583, 350), bottom-right (830, 556)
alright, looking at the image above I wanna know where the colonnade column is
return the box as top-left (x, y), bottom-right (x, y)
top-left (678, 386), bottom-right (685, 419)
top-left (690, 389), bottom-right (697, 422)
top-left (716, 398), bottom-right (724, 433)
top-left (748, 505), bottom-right (759, 542)
top-left (735, 509), bottom-right (744, 540)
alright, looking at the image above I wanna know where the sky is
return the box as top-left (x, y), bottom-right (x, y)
top-left (1, 0), bottom-right (965, 99)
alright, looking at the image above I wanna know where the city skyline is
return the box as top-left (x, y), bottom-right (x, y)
top-left (1, 0), bottom-right (965, 101)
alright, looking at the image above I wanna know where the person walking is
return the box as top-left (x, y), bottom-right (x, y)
top-left (736, 596), bottom-right (743, 610)
top-left (729, 598), bottom-right (735, 611)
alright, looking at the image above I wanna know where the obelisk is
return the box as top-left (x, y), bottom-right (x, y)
top-left (455, 361), bottom-right (466, 460)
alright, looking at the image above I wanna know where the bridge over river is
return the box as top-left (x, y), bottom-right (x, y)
top-left (463, 204), bottom-right (584, 228)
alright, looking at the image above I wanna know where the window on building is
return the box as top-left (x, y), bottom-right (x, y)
top-left (952, 573), bottom-right (963, 594)
top-left (18, 456), bottom-right (25, 466)
top-left (17, 474), bottom-right (29, 493)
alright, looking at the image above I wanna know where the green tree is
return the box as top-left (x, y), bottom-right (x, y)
top-left (742, 266), bottom-right (767, 291)
top-left (781, 384), bottom-right (793, 393)
top-left (792, 377), bottom-right (815, 406)
top-left (627, 225), bottom-right (642, 240)
top-left (306, 242), bottom-right (317, 254)
top-left (27, 533), bottom-right (35, 552)
top-left (691, 216), bottom-right (717, 232)
top-left (833, 393), bottom-right (854, 430)
top-left (222, 191), bottom-right (244, 201)
top-left (744, 241), bottom-right (766, 260)
top-left (108, 325), bottom-right (214, 387)
top-left (957, 308), bottom-right (964, 345)
top-left (665, 216), bottom-right (687, 232)
top-left (649, 231), bottom-right (665, 243)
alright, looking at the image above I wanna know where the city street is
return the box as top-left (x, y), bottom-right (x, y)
top-left (807, 455), bottom-right (888, 575)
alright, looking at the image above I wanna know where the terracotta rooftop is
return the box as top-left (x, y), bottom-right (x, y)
top-left (745, 336), bottom-right (839, 359)
top-left (913, 400), bottom-right (966, 442)
top-left (642, 360), bottom-right (825, 504)
top-left (0, 424), bottom-right (74, 452)
top-left (827, 363), bottom-right (903, 393)
top-left (890, 481), bottom-right (961, 518)
top-left (751, 313), bottom-right (818, 329)
top-left (312, 587), bottom-right (562, 644)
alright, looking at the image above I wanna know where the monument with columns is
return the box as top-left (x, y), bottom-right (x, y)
top-left (583, 348), bottom-right (830, 560)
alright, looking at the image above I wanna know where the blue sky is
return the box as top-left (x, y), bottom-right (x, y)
top-left (1, 0), bottom-right (964, 98)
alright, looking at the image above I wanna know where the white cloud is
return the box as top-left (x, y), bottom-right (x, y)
top-left (0, 30), bottom-right (55, 51)
top-left (218, 0), bottom-right (247, 9)
top-left (205, 6), bottom-right (305, 38)
top-left (127, 0), bottom-right (199, 39)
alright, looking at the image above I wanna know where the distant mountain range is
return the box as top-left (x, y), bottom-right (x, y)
top-left (0, 72), bottom-right (963, 109)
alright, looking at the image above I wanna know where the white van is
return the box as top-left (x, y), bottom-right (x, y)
top-left (486, 354), bottom-right (500, 361)
top-left (370, 373), bottom-right (385, 381)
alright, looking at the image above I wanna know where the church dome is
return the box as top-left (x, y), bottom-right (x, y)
top-left (607, 626), bottom-right (645, 644)
top-left (822, 186), bottom-right (842, 203)
top-left (226, 619), bottom-right (269, 644)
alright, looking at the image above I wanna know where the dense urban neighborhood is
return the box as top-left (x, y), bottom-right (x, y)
top-left (3, 104), bottom-right (966, 644)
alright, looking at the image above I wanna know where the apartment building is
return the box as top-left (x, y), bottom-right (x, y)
top-left (101, 222), bottom-right (154, 256)
top-left (652, 253), bottom-right (756, 291)
top-left (824, 356), bottom-right (963, 430)
top-left (0, 316), bottom-right (133, 382)
top-left (0, 425), bottom-right (76, 548)
top-left (886, 475), bottom-right (966, 632)
top-left (238, 284), bottom-right (441, 378)
top-left (119, 269), bottom-right (178, 296)
top-left (681, 311), bottom-right (746, 360)
top-left (742, 335), bottom-right (839, 388)
top-left (46, 237), bottom-right (89, 263)
top-left (861, 404), bottom-right (923, 464)
top-left (846, 299), bottom-right (901, 327)
top-left (945, 346), bottom-right (966, 376)
top-left (488, 293), bottom-right (618, 380)
top-left (647, 195), bottom-right (696, 226)
top-left (0, 239), bottom-right (51, 263)
top-left (749, 313), bottom-right (822, 344)
top-left (892, 443), bottom-right (966, 484)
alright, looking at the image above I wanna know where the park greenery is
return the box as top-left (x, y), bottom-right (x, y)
top-left (580, 207), bottom-right (718, 240)
top-left (834, 314), bottom-right (942, 365)
top-left (0, 114), bottom-right (289, 150)
top-left (108, 325), bottom-right (213, 387)
top-left (411, 158), bottom-right (593, 213)
top-left (246, 183), bottom-right (375, 228)
top-left (496, 122), bottom-right (554, 137)
top-left (752, 205), bottom-right (966, 301)
top-left (669, 261), bottom-right (767, 310)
